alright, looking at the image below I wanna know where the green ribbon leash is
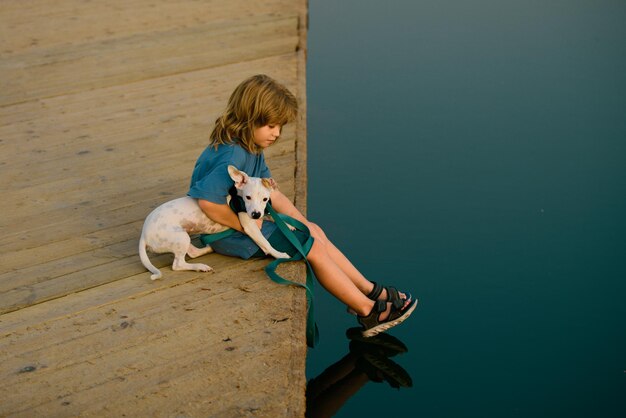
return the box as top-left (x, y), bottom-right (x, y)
top-left (200, 203), bottom-right (319, 347)
top-left (199, 228), bottom-right (237, 244)
top-left (264, 204), bottom-right (319, 348)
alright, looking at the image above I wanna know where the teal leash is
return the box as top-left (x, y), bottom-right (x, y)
top-left (200, 228), bottom-right (237, 244)
top-left (264, 204), bottom-right (319, 348)
top-left (200, 204), bottom-right (319, 347)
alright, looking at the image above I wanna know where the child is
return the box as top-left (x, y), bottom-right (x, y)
top-left (188, 74), bottom-right (417, 336)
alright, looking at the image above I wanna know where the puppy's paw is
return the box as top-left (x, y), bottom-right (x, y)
top-left (286, 224), bottom-right (297, 231)
top-left (272, 251), bottom-right (291, 259)
top-left (196, 264), bottom-right (214, 273)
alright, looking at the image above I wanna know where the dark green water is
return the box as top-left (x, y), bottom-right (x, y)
top-left (304, 1), bottom-right (626, 417)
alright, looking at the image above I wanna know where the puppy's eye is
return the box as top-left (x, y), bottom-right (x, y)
top-left (263, 198), bottom-right (268, 202)
top-left (246, 196), bottom-right (251, 200)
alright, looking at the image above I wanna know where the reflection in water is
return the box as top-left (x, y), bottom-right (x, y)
top-left (306, 328), bottom-right (412, 418)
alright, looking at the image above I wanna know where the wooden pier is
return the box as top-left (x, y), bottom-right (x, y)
top-left (0, 1), bottom-right (308, 416)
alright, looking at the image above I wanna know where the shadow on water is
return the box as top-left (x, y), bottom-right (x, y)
top-left (306, 329), bottom-right (412, 418)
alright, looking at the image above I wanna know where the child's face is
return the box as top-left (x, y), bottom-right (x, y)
top-left (253, 124), bottom-right (281, 149)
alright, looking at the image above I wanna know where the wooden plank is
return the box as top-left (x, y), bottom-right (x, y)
top-left (0, 54), bottom-right (297, 172)
top-left (0, 138), bottom-right (295, 251)
top-left (0, 128), bottom-right (295, 212)
top-left (0, 151), bottom-right (295, 307)
top-left (0, 15), bottom-right (299, 106)
top-left (1, 254), bottom-right (143, 314)
top-left (0, 247), bottom-right (261, 315)
top-left (0, 54), bottom-right (298, 243)
top-left (1, 0), bottom-right (299, 53)
top-left (295, 19), bottom-right (309, 214)
top-left (0, 179), bottom-right (190, 250)
top-left (0, 253), bottom-right (235, 334)
top-left (0, 259), bottom-right (280, 353)
top-left (0, 222), bottom-right (140, 275)
top-left (0, 114), bottom-right (296, 194)
top-left (0, 54), bottom-right (297, 184)
top-left (0, 258), bottom-right (306, 417)
top-left (0, 157), bottom-right (296, 312)
top-left (0, 253), bottom-right (302, 335)
top-left (0, 145), bottom-right (297, 312)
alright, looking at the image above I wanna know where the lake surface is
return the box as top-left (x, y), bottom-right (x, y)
top-left (304, 1), bottom-right (626, 417)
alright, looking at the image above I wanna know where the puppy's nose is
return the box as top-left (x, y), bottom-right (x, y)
top-left (251, 211), bottom-right (261, 219)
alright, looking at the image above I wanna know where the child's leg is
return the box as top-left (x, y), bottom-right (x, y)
top-left (307, 238), bottom-right (375, 316)
top-left (308, 223), bottom-right (371, 292)
top-left (306, 238), bottom-right (407, 322)
top-left (307, 223), bottom-right (409, 303)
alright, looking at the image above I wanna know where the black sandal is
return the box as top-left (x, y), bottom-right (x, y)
top-left (347, 281), bottom-right (412, 315)
top-left (367, 281), bottom-right (412, 310)
top-left (358, 298), bottom-right (418, 337)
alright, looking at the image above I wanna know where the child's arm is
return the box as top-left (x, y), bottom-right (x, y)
top-left (198, 199), bottom-right (263, 232)
top-left (269, 190), bottom-right (308, 224)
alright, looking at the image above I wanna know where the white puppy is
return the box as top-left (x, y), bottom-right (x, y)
top-left (139, 165), bottom-right (290, 280)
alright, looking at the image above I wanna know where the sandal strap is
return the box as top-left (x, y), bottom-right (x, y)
top-left (357, 300), bottom-right (387, 330)
top-left (367, 283), bottom-right (411, 309)
top-left (366, 281), bottom-right (384, 300)
top-left (385, 298), bottom-right (415, 323)
top-left (386, 286), bottom-right (406, 310)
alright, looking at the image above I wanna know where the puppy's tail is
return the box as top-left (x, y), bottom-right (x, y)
top-left (138, 235), bottom-right (162, 280)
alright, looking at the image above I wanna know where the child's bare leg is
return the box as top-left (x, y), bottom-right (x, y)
top-left (307, 239), bottom-right (399, 322)
top-left (308, 223), bottom-right (408, 302)
top-left (306, 239), bottom-right (375, 316)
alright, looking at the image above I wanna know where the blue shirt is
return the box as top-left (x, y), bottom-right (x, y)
top-left (188, 142), bottom-right (278, 259)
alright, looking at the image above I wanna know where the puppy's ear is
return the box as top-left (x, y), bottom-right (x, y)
top-left (262, 178), bottom-right (278, 190)
top-left (228, 165), bottom-right (248, 189)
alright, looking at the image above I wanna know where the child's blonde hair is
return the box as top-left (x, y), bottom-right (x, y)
top-left (210, 74), bottom-right (298, 154)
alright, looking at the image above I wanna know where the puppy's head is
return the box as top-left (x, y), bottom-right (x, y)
top-left (228, 165), bottom-right (277, 219)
